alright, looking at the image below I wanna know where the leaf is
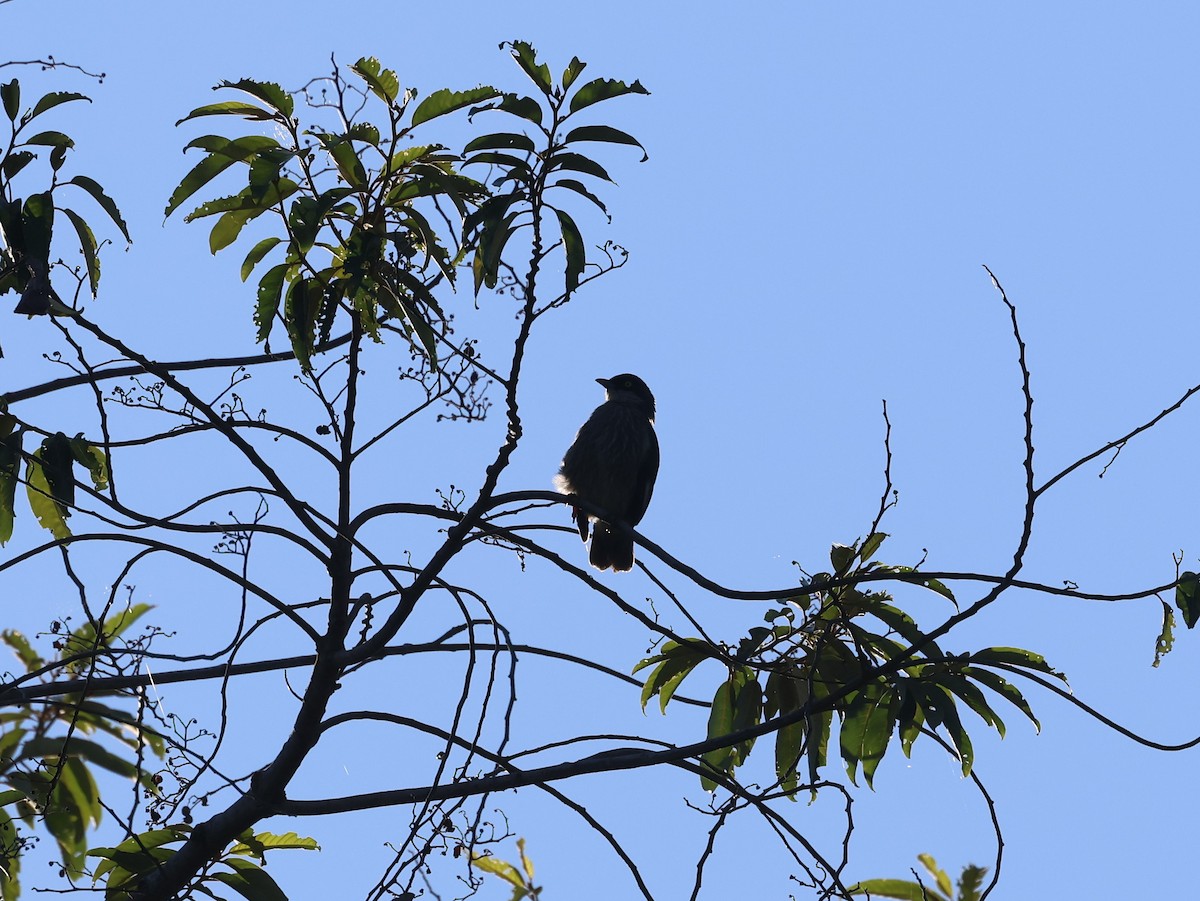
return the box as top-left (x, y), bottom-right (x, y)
top-left (411, 86), bottom-right (501, 127)
top-left (254, 263), bottom-right (289, 343)
top-left (847, 878), bottom-right (944, 901)
top-left (0, 428), bottom-right (20, 546)
top-left (218, 79), bottom-right (294, 118)
top-left (568, 76), bottom-right (650, 114)
top-left (1175, 571), bottom-right (1200, 629)
top-left (241, 236), bottom-right (282, 281)
top-left (561, 57), bottom-right (587, 92)
top-left (1, 80), bottom-right (18, 121)
top-left (553, 208), bottom-right (585, 296)
top-left (22, 129), bottom-right (75, 151)
top-left (517, 837), bottom-right (533, 882)
top-left (61, 208), bottom-right (100, 296)
top-left (463, 132), bottom-right (536, 154)
top-left (228, 831), bottom-right (320, 856)
top-left (352, 57), bottom-right (401, 105)
top-left (563, 124), bottom-right (648, 161)
top-left (22, 192), bottom-right (54, 260)
top-left (546, 151), bottom-right (613, 183)
top-left (68, 435), bottom-right (108, 490)
top-left (164, 134), bottom-right (281, 218)
top-left (918, 853), bottom-right (955, 899)
top-left (839, 681), bottom-right (894, 788)
top-left (505, 40), bottom-right (553, 95)
top-left (637, 640), bottom-right (708, 713)
top-left (1, 149), bottom-right (35, 180)
top-left (29, 91), bottom-right (90, 120)
top-left (958, 864), bottom-right (988, 901)
top-left (968, 646), bottom-right (1066, 681)
top-left (212, 857), bottom-right (289, 901)
top-left (961, 666), bottom-right (1041, 732)
top-left (175, 100), bottom-right (280, 126)
top-left (931, 672), bottom-right (1006, 739)
top-left (552, 178), bottom-right (609, 217)
top-left (68, 176), bottom-right (130, 242)
top-left (2, 628), bottom-right (42, 670)
top-left (470, 852), bottom-right (526, 889)
top-left (481, 93), bottom-right (543, 127)
top-left (860, 531), bottom-right (888, 562)
top-left (830, 543), bottom-right (856, 576)
top-left (284, 277), bottom-right (324, 372)
top-left (700, 667), bottom-right (761, 790)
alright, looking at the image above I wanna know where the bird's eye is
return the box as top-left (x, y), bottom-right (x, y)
top-left (622, 380), bottom-right (632, 388)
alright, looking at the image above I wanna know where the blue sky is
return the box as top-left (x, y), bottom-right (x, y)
top-left (3, 1), bottom-right (1200, 898)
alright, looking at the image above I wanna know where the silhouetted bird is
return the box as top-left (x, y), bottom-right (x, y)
top-left (555, 374), bottom-right (659, 572)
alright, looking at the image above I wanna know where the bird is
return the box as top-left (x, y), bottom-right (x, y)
top-left (555, 373), bottom-right (659, 572)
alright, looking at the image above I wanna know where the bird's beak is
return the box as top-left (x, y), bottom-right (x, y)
top-left (595, 378), bottom-right (610, 388)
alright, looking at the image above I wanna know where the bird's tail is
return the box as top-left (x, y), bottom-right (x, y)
top-left (589, 522), bottom-right (634, 572)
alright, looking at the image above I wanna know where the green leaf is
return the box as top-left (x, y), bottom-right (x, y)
top-left (68, 435), bottom-right (108, 490)
top-left (213, 857), bottom-right (289, 901)
top-left (567, 76), bottom-right (650, 114)
top-left (505, 40), bottom-right (553, 95)
top-left (254, 263), bottom-right (289, 343)
top-left (1175, 571), bottom-right (1200, 629)
top-left (561, 57), bottom-right (587, 92)
top-left (22, 129), bottom-right (75, 150)
top-left (228, 831), bottom-right (320, 856)
top-left (284, 277), bottom-right (324, 372)
top-left (960, 666), bottom-right (1041, 732)
top-left (860, 531), bottom-right (888, 562)
top-left (241, 236), bottom-right (282, 281)
top-left (470, 852), bottom-right (527, 889)
top-left (637, 641), bottom-right (708, 713)
top-left (830, 543), bottom-right (856, 576)
top-left (164, 134), bottom-right (281, 218)
top-left (411, 86), bottom-right (501, 127)
top-left (1, 80), bottom-right (18, 121)
top-left (68, 176), bottom-right (130, 242)
top-left (0, 428), bottom-right (20, 546)
top-left (352, 57), bottom-right (401, 105)
top-left (839, 681), bottom-right (894, 788)
top-left (958, 864), bottom-right (988, 901)
top-left (29, 91), bottom-right (90, 120)
top-left (546, 151), bottom-right (613, 183)
top-left (463, 132), bottom-right (536, 154)
top-left (918, 853), bottom-right (954, 898)
top-left (2, 628), bottom-right (42, 670)
top-left (218, 79), bottom-right (294, 118)
top-left (483, 93), bottom-right (543, 127)
top-left (61, 208), bottom-right (100, 296)
top-left (931, 672), bottom-right (1006, 738)
top-left (176, 100), bottom-right (280, 126)
top-left (39, 432), bottom-right (76, 513)
top-left (563, 124), bottom-right (647, 161)
top-left (1, 149), bottom-right (35, 180)
top-left (554, 208), bottom-right (585, 296)
top-left (848, 878), bottom-right (944, 901)
top-left (552, 178), bottom-right (609, 217)
top-left (969, 646), bottom-right (1065, 681)
top-left (22, 192), bottom-right (54, 260)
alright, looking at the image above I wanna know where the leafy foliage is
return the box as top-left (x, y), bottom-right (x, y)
top-left (0, 79), bottom-right (129, 325)
top-left (849, 853), bottom-right (988, 901)
top-left (89, 826), bottom-right (318, 899)
top-left (470, 837), bottom-right (540, 901)
top-left (637, 534), bottom-right (1065, 796)
top-left (0, 608), bottom-right (164, 893)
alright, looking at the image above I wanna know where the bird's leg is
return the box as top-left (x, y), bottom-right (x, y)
top-left (571, 501), bottom-right (590, 542)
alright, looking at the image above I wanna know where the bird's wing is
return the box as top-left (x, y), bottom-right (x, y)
top-left (628, 425), bottom-right (659, 526)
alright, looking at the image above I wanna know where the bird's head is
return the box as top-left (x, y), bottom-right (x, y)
top-left (597, 373), bottom-right (656, 421)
